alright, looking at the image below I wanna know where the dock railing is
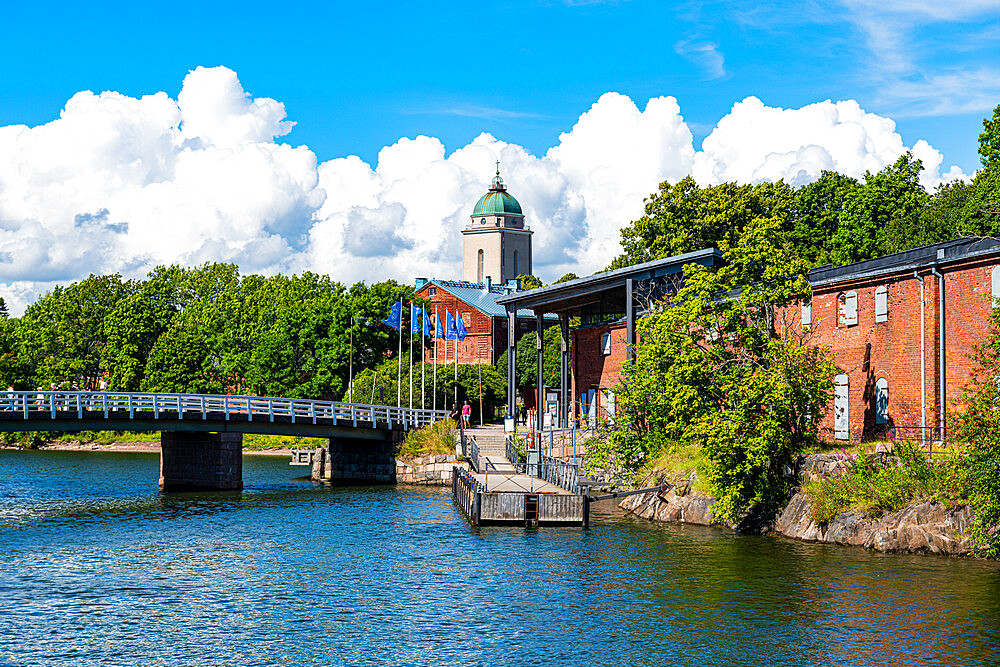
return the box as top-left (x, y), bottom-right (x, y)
top-left (504, 434), bottom-right (524, 472)
top-left (0, 391), bottom-right (446, 430)
top-left (541, 454), bottom-right (580, 493)
top-left (468, 435), bottom-right (480, 473)
top-left (452, 465), bottom-right (482, 523)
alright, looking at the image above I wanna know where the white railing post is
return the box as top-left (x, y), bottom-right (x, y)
top-left (77, 394), bottom-right (82, 419)
top-left (224, 396), bottom-right (229, 421)
top-left (290, 399), bottom-right (295, 424)
top-left (201, 395), bottom-right (206, 420)
top-left (177, 394), bottom-right (183, 420)
top-left (247, 397), bottom-right (252, 422)
top-left (311, 401), bottom-right (316, 425)
top-left (153, 394), bottom-right (159, 419)
top-left (269, 398), bottom-right (274, 422)
top-left (49, 393), bottom-right (55, 419)
top-left (22, 393), bottom-right (27, 420)
top-left (351, 404), bottom-right (356, 427)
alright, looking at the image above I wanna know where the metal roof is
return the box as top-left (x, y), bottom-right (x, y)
top-left (809, 237), bottom-right (1000, 287)
top-left (420, 279), bottom-right (557, 319)
top-left (495, 247), bottom-right (725, 313)
top-left (472, 190), bottom-right (523, 216)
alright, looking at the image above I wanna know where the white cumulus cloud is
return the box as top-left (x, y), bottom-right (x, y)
top-left (0, 68), bottom-right (968, 314)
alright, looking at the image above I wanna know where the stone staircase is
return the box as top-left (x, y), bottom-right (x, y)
top-left (461, 425), bottom-right (511, 468)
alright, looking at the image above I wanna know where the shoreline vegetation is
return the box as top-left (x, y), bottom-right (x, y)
top-left (0, 430), bottom-right (317, 455)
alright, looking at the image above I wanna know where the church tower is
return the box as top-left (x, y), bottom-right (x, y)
top-left (462, 163), bottom-right (532, 284)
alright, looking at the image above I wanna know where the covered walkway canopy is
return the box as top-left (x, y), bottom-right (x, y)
top-left (494, 248), bottom-right (724, 425)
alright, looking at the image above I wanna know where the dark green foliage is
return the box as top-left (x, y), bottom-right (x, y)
top-left (791, 171), bottom-right (859, 266)
top-left (516, 274), bottom-right (543, 290)
top-left (953, 302), bottom-right (1000, 558)
top-left (979, 104), bottom-right (1000, 167)
top-left (1, 264), bottom-right (418, 403)
top-left (803, 441), bottom-right (965, 525)
top-left (347, 355), bottom-right (506, 417)
top-left (495, 323), bottom-right (567, 390)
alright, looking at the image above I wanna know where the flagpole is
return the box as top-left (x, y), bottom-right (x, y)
top-left (433, 310), bottom-right (438, 414)
top-left (421, 308), bottom-right (426, 411)
top-left (396, 299), bottom-right (402, 408)
top-left (409, 301), bottom-right (414, 412)
top-left (454, 323), bottom-right (458, 407)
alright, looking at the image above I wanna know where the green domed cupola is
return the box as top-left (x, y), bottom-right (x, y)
top-left (461, 161), bottom-right (532, 285)
top-left (471, 166), bottom-right (524, 217)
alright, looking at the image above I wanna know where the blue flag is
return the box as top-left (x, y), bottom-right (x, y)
top-left (410, 305), bottom-right (422, 335)
top-left (435, 307), bottom-right (445, 339)
top-left (445, 310), bottom-right (458, 340)
top-left (382, 300), bottom-right (401, 331)
top-left (455, 312), bottom-right (467, 341)
top-left (421, 309), bottom-right (431, 337)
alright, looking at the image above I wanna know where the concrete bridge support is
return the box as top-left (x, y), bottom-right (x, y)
top-left (320, 431), bottom-right (403, 485)
top-left (159, 431), bottom-right (243, 491)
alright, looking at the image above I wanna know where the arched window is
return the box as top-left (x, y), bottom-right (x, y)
top-left (874, 285), bottom-right (888, 323)
top-left (838, 291), bottom-right (858, 327)
top-left (875, 378), bottom-right (889, 425)
top-left (477, 250), bottom-right (484, 283)
top-left (513, 250), bottom-right (519, 277)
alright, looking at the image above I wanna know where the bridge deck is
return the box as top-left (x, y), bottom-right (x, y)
top-left (0, 392), bottom-right (446, 438)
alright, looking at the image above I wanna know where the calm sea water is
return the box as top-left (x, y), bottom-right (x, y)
top-left (1, 449), bottom-right (999, 667)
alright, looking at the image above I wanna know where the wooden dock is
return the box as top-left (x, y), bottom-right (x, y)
top-left (452, 465), bottom-right (589, 527)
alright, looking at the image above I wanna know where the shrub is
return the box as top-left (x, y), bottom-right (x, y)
top-left (397, 419), bottom-right (456, 459)
top-left (803, 441), bottom-right (964, 525)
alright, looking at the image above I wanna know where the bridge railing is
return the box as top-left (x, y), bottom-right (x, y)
top-left (0, 391), bottom-right (446, 430)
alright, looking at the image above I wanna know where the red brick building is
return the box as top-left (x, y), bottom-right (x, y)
top-left (497, 238), bottom-right (1000, 441)
top-left (413, 277), bottom-right (552, 365)
top-left (795, 237), bottom-right (1000, 443)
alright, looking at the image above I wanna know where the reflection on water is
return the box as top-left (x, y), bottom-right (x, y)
top-left (1, 449), bottom-right (999, 666)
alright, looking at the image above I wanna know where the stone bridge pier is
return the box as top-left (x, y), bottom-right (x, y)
top-left (159, 431), bottom-right (243, 491)
top-left (311, 429), bottom-right (404, 485)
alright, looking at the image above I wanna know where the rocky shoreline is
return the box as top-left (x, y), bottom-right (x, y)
top-left (620, 453), bottom-right (976, 557)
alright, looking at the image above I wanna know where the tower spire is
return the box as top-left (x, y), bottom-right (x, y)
top-left (491, 160), bottom-right (505, 191)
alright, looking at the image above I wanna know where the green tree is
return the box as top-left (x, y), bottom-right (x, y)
top-left (141, 321), bottom-right (217, 393)
top-left (18, 274), bottom-right (132, 389)
top-left (978, 103), bottom-right (1000, 167)
top-left (960, 162), bottom-right (1000, 237)
top-left (553, 273), bottom-right (579, 284)
top-left (790, 171), bottom-right (860, 266)
top-left (516, 274), bottom-right (543, 290)
top-left (830, 154), bottom-right (929, 264)
top-left (611, 177), bottom-right (795, 269)
top-left (953, 300), bottom-right (1000, 558)
top-left (495, 323), bottom-right (567, 390)
top-left (593, 214), bottom-right (838, 524)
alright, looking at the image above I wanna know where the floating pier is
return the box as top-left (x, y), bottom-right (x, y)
top-left (452, 466), bottom-right (589, 527)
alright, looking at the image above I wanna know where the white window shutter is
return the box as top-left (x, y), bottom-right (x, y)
top-left (845, 291), bottom-right (858, 326)
top-left (992, 266), bottom-right (1000, 304)
top-left (601, 332), bottom-right (611, 355)
top-left (801, 301), bottom-right (812, 327)
top-left (834, 374), bottom-right (849, 440)
top-left (874, 286), bottom-right (888, 323)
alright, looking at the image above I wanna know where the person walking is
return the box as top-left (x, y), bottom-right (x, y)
top-left (461, 401), bottom-right (472, 429)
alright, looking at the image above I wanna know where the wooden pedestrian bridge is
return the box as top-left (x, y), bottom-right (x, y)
top-left (0, 391), bottom-right (445, 491)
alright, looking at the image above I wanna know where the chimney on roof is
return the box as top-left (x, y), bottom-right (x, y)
top-left (483, 276), bottom-right (492, 293)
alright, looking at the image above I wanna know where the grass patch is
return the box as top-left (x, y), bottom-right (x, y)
top-left (397, 419), bottom-right (456, 459)
top-left (803, 440), bottom-right (969, 525)
top-left (636, 440), bottom-right (712, 493)
top-left (242, 434), bottom-right (327, 451)
top-left (53, 430), bottom-right (158, 444)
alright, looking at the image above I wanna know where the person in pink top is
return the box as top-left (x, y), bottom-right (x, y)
top-left (461, 401), bottom-right (472, 428)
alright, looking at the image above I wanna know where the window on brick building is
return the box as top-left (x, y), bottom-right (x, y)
top-left (601, 332), bottom-right (611, 355)
top-left (801, 300), bottom-right (812, 328)
top-left (874, 286), bottom-right (888, 323)
top-left (462, 312), bottom-right (471, 327)
top-left (838, 291), bottom-right (858, 327)
top-left (429, 287), bottom-right (436, 296)
top-left (875, 378), bottom-right (889, 425)
top-left (992, 266), bottom-right (1000, 304)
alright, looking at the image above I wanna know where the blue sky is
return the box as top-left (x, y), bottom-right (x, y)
top-left (0, 0), bottom-right (998, 312)
top-left (1, 0), bottom-right (996, 173)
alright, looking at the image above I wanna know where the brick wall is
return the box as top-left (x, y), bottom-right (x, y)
top-left (800, 257), bottom-right (996, 443)
top-left (572, 322), bottom-right (627, 422)
top-left (415, 283), bottom-right (539, 364)
top-left (569, 257), bottom-right (999, 443)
